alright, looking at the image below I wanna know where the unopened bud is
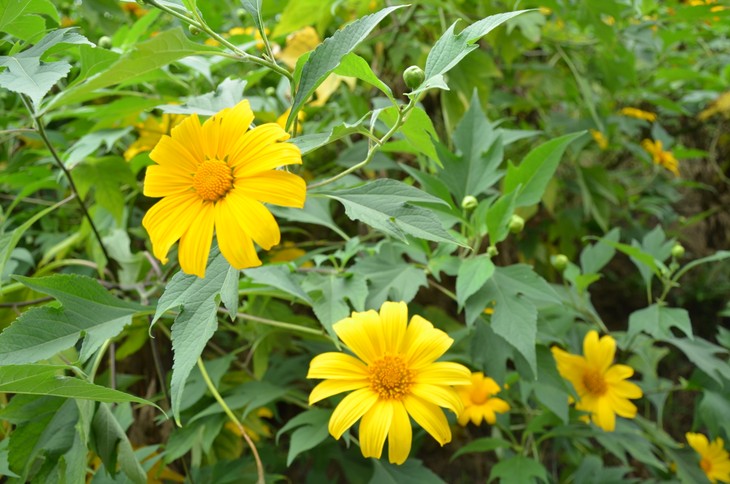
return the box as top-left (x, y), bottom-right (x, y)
top-left (403, 65), bottom-right (425, 90)
top-left (487, 246), bottom-right (499, 257)
top-left (236, 8), bottom-right (247, 23)
top-left (461, 195), bottom-right (478, 210)
top-left (552, 254), bottom-right (569, 271)
top-left (98, 36), bottom-right (112, 49)
top-left (188, 25), bottom-right (201, 35)
top-left (509, 214), bottom-right (525, 234)
top-left (264, 86), bottom-right (276, 97)
top-left (671, 244), bottom-right (685, 259)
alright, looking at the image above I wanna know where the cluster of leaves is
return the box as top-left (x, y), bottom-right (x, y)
top-left (1, 0), bottom-right (729, 482)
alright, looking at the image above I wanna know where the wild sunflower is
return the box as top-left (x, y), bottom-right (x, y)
top-left (307, 301), bottom-right (471, 464)
top-left (456, 372), bottom-right (510, 426)
top-left (686, 432), bottom-right (730, 483)
top-left (142, 100), bottom-right (305, 278)
top-left (551, 330), bottom-right (642, 432)
top-left (641, 138), bottom-right (680, 177)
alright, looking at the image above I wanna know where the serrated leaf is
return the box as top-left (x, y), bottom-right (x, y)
top-left (664, 337), bottom-right (730, 386)
top-left (489, 455), bottom-right (548, 484)
top-left (450, 437), bottom-right (511, 460)
top-left (381, 106), bottom-right (441, 163)
top-left (287, 5), bottom-right (405, 128)
top-left (159, 77), bottom-right (247, 116)
top-left (628, 304), bottom-right (693, 341)
top-left (239, 0), bottom-right (263, 31)
top-left (243, 265), bottom-right (312, 304)
top-left (353, 243), bottom-right (427, 308)
top-left (303, 272), bottom-right (367, 340)
top-left (92, 403), bottom-right (146, 483)
top-left (276, 408), bottom-right (331, 466)
top-left (503, 131), bottom-right (585, 207)
top-left (456, 255), bottom-right (495, 310)
top-left (0, 274), bottom-right (143, 365)
top-left (334, 52), bottom-right (394, 103)
top-left (370, 459), bottom-right (445, 484)
top-left (320, 179), bottom-right (462, 246)
top-left (0, 0), bottom-right (59, 40)
top-left (580, 228), bottom-right (619, 274)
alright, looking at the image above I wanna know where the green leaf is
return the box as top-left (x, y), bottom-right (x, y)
top-left (243, 265), bottom-right (313, 304)
top-left (450, 437), bottom-right (510, 460)
top-left (334, 52), bottom-right (395, 103)
top-left (271, 197), bottom-right (348, 240)
top-left (370, 459), bottom-right (446, 484)
top-left (239, 0), bottom-right (264, 32)
top-left (65, 129), bottom-right (131, 169)
top-left (489, 455), bottom-right (548, 483)
top-left (0, 364), bottom-right (157, 406)
top-left (287, 5), bottom-right (405, 128)
top-left (320, 179), bottom-right (462, 246)
top-left (48, 28), bottom-right (218, 109)
top-left (276, 408), bottom-right (331, 466)
top-left (0, 0), bottom-right (59, 40)
top-left (580, 228), bottom-right (619, 274)
top-left (699, 390), bottom-right (730, 438)
top-left (665, 337), bottom-right (730, 386)
top-left (420, 11), bottom-right (530, 94)
top-left (503, 131), bottom-right (585, 207)
top-left (271, 0), bottom-right (336, 37)
top-left (92, 403), bottom-right (146, 484)
top-left (0, 274), bottom-right (143, 365)
top-left (0, 28), bottom-right (92, 109)
top-left (456, 255), bottom-right (495, 310)
top-left (533, 346), bottom-right (570, 423)
top-left (157, 249), bottom-right (240, 424)
top-left (159, 77), bottom-right (248, 116)
top-left (353, 243), bottom-right (427, 308)
top-left (628, 304), bottom-right (693, 341)
top-left (303, 272), bottom-right (367, 340)
top-left (485, 189), bottom-right (519, 244)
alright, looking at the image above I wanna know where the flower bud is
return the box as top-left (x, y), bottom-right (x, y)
top-left (236, 8), bottom-right (248, 23)
top-left (461, 195), bottom-right (478, 210)
top-left (671, 243), bottom-right (685, 259)
top-left (508, 214), bottom-right (525, 234)
top-left (98, 36), bottom-right (112, 49)
top-left (188, 25), bottom-right (201, 35)
top-left (552, 254), bottom-right (569, 271)
top-left (487, 246), bottom-right (499, 257)
top-left (265, 86), bottom-right (276, 97)
top-left (403, 65), bottom-right (425, 90)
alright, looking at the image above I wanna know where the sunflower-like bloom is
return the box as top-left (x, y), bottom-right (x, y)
top-left (307, 301), bottom-right (471, 464)
top-left (456, 372), bottom-right (510, 426)
top-left (551, 330), bottom-right (642, 432)
top-left (620, 107), bottom-right (657, 122)
top-left (687, 433), bottom-right (730, 483)
top-left (142, 100), bottom-right (305, 278)
top-left (641, 139), bottom-right (680, 177)
top-left (124, 113), bottom-right (185, 160)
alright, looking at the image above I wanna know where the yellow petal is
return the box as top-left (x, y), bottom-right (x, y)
top-left (307, 352), bottom-right (369, 380)
top-left (403, 315), bottom-right (452, 369)
top-left (168, 114), bottom-right (205, 166)
top-left (150, 134), bottom-right (200, 173)
top-left (486, 397), bottom-right (511, 415)
top-left (592, 397), bottom-right (616, 432)
top-left (410, 383), bottom-right (463, 414)
top-left (686, 432), bottom-right (710, 454)
top-left (235, 170), bottom-right (306, 208)
top-left (328, 388), bottom-right (378, 439)
top-left (215, 100), bottom-right (254, 159)
top-left (224, 190), bottom-right (280, 250)
top-left (608, 394), bottom-right (637, 418)
top-left (177, 202), bottom-right (215, 278)
top-left (387, 401), bottom-right (412, 465)
top-left (332, 314), bottom-right (380, 365)
top-left (414, 362), bottom-right (471, 386)
top-left (142, 193), bottom-right (201, 264)
top-left (276, 26), bottom-right (320, 69)
top-left (583, 331), bottom-right (615, 372)
top-left (403, 395), bottom-right (451, 446)
top-left (214, 196), bottom-right (262, 269)
top-left (143, 164), bottom-right (193, 198)
top-left (309, 379), bottom-right (369, 405)
top-left (604, 364), bottom-right (633, 382)
top-left (359, 399), bottom-right (393, 459)
top-left (230, 124), bottom-right (298, 174)
top-left (379, 301), bottom-right (408, 354)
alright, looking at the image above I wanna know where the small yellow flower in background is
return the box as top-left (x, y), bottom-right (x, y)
top-left (641, 139), bottom-right (680, 177)
top-left (121, 1), bottom-right (147, 17)
top-left (456, 372), bottom-right (510, 426)
top-left (60, 16), bottom-right (75, 27)
top-left (602, 15), bottom-right (616, 26)
top-left (124, 113), bottom-right (185, 161)
top-left (276, 108), bottom-right (305, 134)
top-left (551, 330), bottom-right (643, 432)
top-left (142, 100), bottom-right (306, 278)
top-left (225, 407), bottom-right (274, 443)
top-left (307, 301), bottom-right (471, 464)
top-left (698, 91), bottom-right (730, 120)
top-left (620, 107), bottom-right (657, 122)
top-left (686, 432), bottom-right (730, 483)
top-left (268, 241), bottom-right (312, 267)
top-left (590, 129), bottom-right (609, 150)
top-left (539, 6), bottom-right (552, 15)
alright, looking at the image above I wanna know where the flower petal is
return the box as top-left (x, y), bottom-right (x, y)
top-left (486, 397), bottom-right (511, 416)
top-left (165, 115), bottom-right (205, 168)
top-left (387, 401), bottom-right (412, 465)
top-left (592, 397), bottom-right (616, 432)
top-left (608, 394), bottom-right (637, 418)
top-left (309, 379), bottom-right (369, 405)
top-left (224, 189), bottom-right (280, 250)
top-left (143, 164), bottom-right (194, 198)
top-left (415, 362), bottom-right (472, 386)
top-left (583, 331), bottom-right (615, 372)
top-left (686, 432), bottom-right (710, 454)
top-left (403, 315), bottom-right (452, 369)
top-left (328, 388), bottom-right (378, 439)
top-left (235, 170), bottom-right (306, 208)
top-left (604, 364), bottom-right (634, 382)
top-left (403, 395), bottom-right (451, 446)
top-left (211, 100), bottom-right (254, 159)
top-left (332, 312), bottom-right (380, 365)
top-left (379, 301), bottom-right (408, 354)
top-left (410, 383), bottom-right (463, 414)
top-left (177, 202), bottom-right (215, 277)
top-left (230, 124), bottom-right (301, 176)
top-left (609, 380), bottom-right (642, 399)
top-left (359, 399), bottom-right (393, 460)
top-left (142, 193), bottom-right (202, 264)
top-left (307, 352), bottom-right (369, 380)
top-left (214, 196), bottom-right (262, 269)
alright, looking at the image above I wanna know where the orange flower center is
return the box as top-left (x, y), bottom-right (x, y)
top-left (369, 355), bottom-right (413, 400)
top-left (469, 386), bottom-right (490, 405)
top-left (582, 368), bottom-right (607, 396)
top-left (193, 159), bottom-right (233, 201)
top-left (700, 457), bottom-right (712, 474)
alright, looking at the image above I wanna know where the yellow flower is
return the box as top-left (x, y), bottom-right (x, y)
top-left (551, 330), bottom-right (643, 432)
top-left (124, 113), bottom-right (186, 161)
top-left (307, 301), bottom-right (471, 464)
top-left (686, 433), bottom-right (730, 483)
top-left (539, 7), bottom-right (552, 15)
top-left (619, 107), bottom-right (657, 122)
top-left (698, 91), bottom-right (730, 120)
top-left (590, 129), bottom-right (609, 150)
top-left (456, 372), bottom-right (510, 426)
top-left (641, 139), bottom-right (680, 177)
top-left (142, 100), bottom-right (306, 277)
top-left (276, 108), bottom-right (305, 134)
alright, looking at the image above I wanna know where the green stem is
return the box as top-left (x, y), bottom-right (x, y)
top-left (556, 44), bottom-right (603, 133)
top-left (236, 312), bottom-right (325, 336)
top-left (197, 358), bottom-right (265, 484)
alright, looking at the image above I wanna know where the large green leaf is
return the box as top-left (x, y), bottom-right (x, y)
top-left (276, 408), bottom-right (331, 466)
top-left (334, 52), bottom-right (395, 103)
top-left (155, 248), bottom-right (240, 424)
top-left (0, 274), bottom-right (144, 365)
top-left (0, 0), bottom-right (58, 40)
top-left (92, 403), bottom-right (146, 484)
top-left (370, 459), bottom-right (445, 484)
top-left (489, 455), bottom-right (548, 484)
top-left (503, 131), bottom-right (585, 207)
top-left (456, 255), bottom-right (495, 310)
top-left (381, 106), bottom-right (441, 163)
top-left (665, 337), bottom-right (730, 386)
top-left (302, 272), bottom-right (367, 340)
top-left (352, 243), bottom-right (427, 308)
top-left (319, 179), bottom-right (462, 246)
top-left (286, 5), bottom-right (405, 128)
top-left (628, 304), bottom-right (693, 341)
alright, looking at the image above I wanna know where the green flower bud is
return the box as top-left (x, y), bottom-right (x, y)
top-left (403, 65), bottom-right (425, 90)
top-left (461, 195), bottom-right (478, 210)
top-left (551, 254), bottom-right (569, 271)
top-left (188, 25), bottom-right (201, 35)
top-left (671, 243), bottom-right (685, 259)
top-left (509, 214), bottom-right (525, 234)
top-left (98, 36), bottom-right (112, 49)
top-left (487, 246), bottom-right (499, 257)
top-left (236, 8), bottom-right (247, 23)
top-left (264, 86), bottom-right (276, 97)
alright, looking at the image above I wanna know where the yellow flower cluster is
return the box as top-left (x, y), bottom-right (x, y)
top-left (590, 129), bottom-right (609, 150)
top-left (620, 107), bottom-right (657, 122)
top-left (641, 139), bottom-right (680, 177)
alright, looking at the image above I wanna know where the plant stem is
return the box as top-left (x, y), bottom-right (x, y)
top-left (20, 95), bottom-right (114, 270)
top-left (197, 358), bottom-right (265, 484)
top-left (235, 311), bottom-right (326, 336)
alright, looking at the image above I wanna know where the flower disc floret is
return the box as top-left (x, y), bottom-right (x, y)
top-left (192, 159), bottom-right (233, 201)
